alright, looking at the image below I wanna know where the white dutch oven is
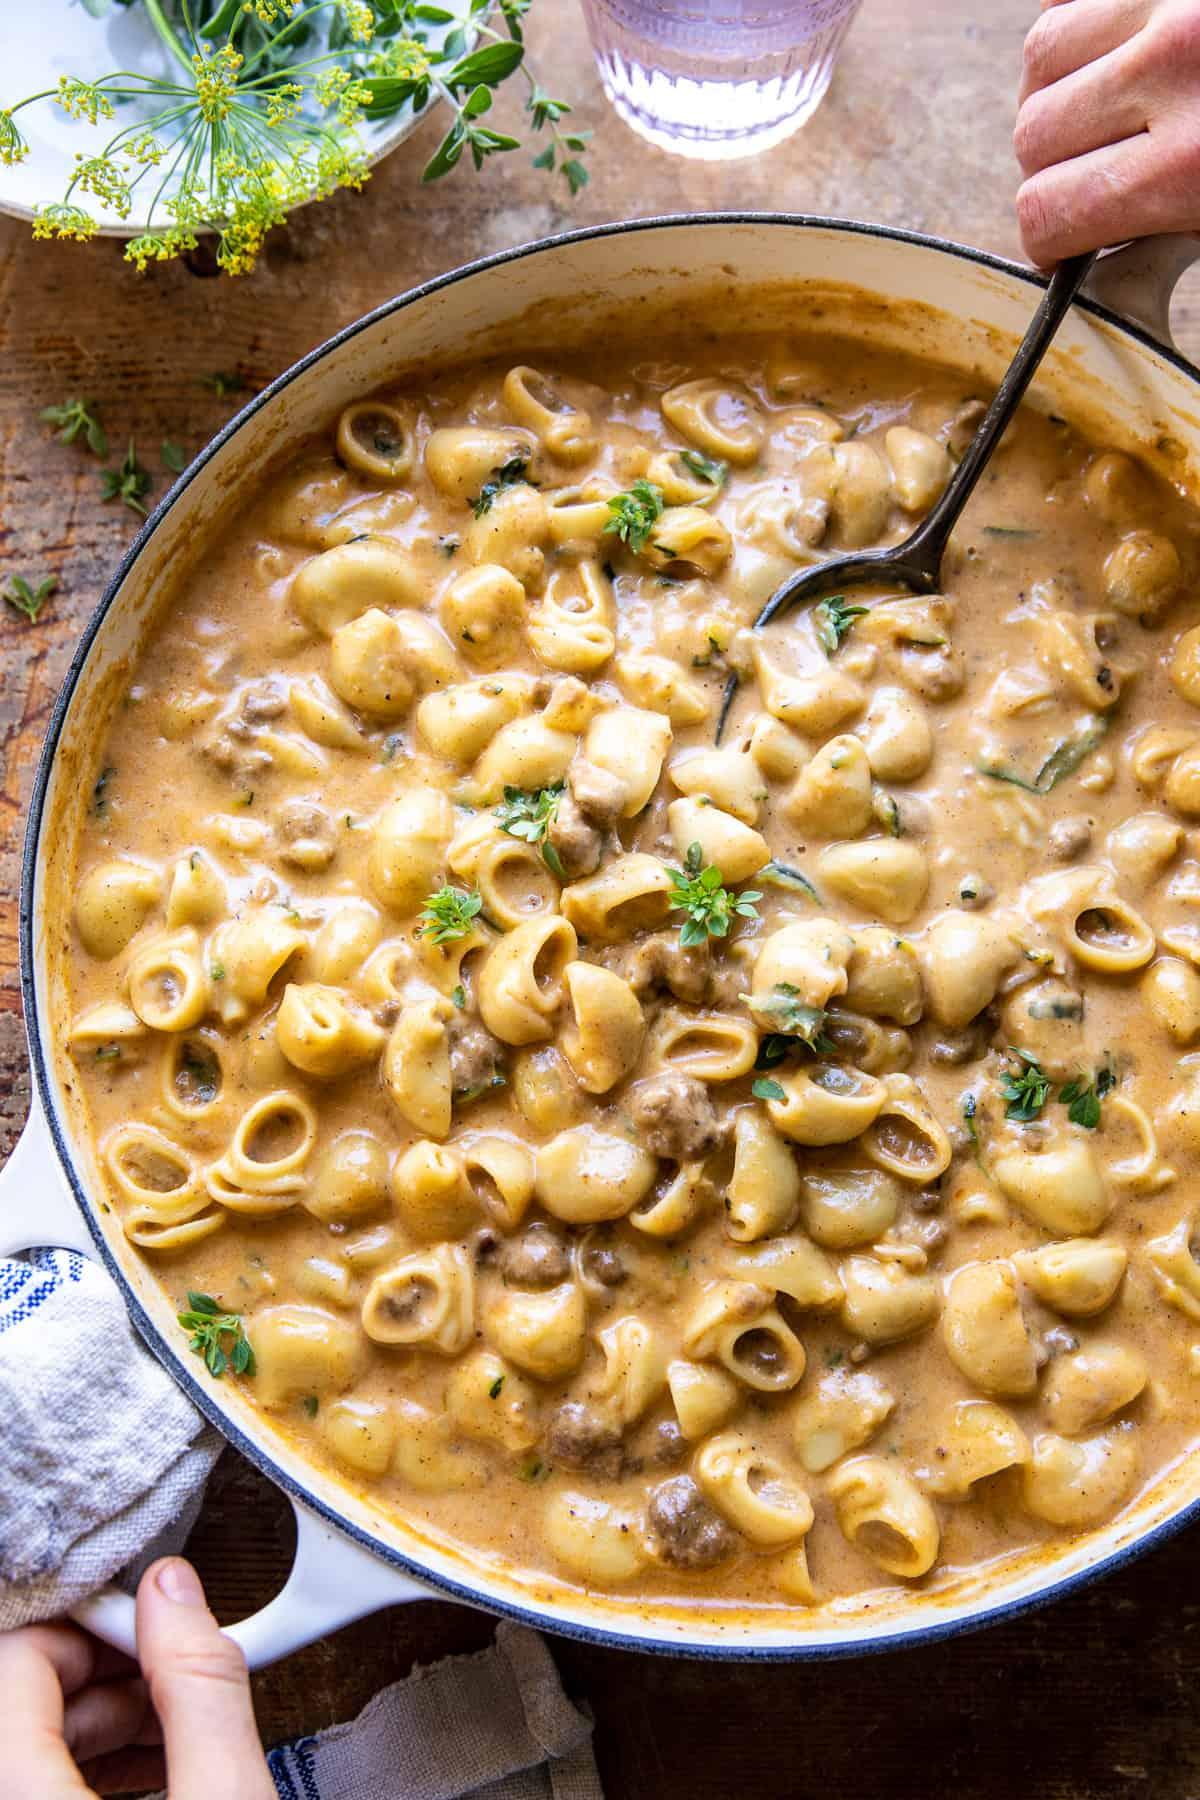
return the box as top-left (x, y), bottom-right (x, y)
top-left (4, 216), bottom-right (1200, 1668)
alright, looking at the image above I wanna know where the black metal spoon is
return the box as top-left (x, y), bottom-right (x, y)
top-left (715, 249), bottom-right (1099, 742)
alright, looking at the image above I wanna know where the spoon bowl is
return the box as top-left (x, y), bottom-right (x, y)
top-left (716, 248), bottom-right (1098, 740)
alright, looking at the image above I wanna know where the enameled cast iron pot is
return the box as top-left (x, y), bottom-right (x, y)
top-left (4, 216), bottom-right (1200, 1668)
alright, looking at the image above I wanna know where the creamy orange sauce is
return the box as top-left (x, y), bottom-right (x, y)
top-left (57, 329), bottom-right (1200, 1617)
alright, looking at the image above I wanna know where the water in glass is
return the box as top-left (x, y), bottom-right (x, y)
top-left (580, 0), bottom-right (864, 160)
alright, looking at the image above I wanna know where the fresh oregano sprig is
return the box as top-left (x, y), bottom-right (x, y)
top-left (495, 782), bottom-right (565, 877)
top-left (40, 396), bottom-right (107, 457)
top-left (667, 842), bottom-right (761, 948)
top-left (177, 1290), bottom-right (255, 1378)
top-left (5, 575), bottom-right (57, 624)
top-left (604, 479), bottom-right (666, 555)
top-left (420, 883), bottom-right (482, 943)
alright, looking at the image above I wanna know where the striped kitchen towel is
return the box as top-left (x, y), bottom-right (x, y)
top-left (0, 1247), bottom-right (221, 1631)
top-left (2, 1249), bottom-right (603, 1798)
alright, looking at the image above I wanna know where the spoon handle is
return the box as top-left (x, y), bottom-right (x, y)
top-left (900, 249), bottom-right (1099, 584)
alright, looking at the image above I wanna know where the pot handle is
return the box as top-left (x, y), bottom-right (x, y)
top-left (1083, 234), bottom-right (1200, 353)
top-left (0, 1098), bottom-right (99, 1260)
top-left (2, 1107), bottom-right (437, 1664)
top-left (72, 1492), bottom-right (436, 1669)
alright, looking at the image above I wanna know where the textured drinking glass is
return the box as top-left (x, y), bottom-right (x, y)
top-left (580, 0), bottom-right (863, 160)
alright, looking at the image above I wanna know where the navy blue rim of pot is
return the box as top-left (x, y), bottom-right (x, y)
top-left (18, 212), bottom-right (1200, 1663)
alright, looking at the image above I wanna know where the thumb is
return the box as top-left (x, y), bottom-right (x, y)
top-left (135, 1559), bottom-right (273, 1800)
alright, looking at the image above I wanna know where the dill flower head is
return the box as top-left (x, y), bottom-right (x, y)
top-left (2, 0), bottom-right (587, 275)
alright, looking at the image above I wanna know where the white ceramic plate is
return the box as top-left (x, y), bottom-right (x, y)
top-left (0, 0), bottom-right (465, 234)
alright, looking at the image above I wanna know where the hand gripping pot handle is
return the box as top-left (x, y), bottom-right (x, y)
top-left (0, 1100), bottom-right (433, 1667)
top-left (1084, 234), bottom-right (1200, 353)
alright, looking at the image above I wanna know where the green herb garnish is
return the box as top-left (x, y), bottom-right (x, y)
top-left (161, 439), bottom-right (186, 473)
top-left (420, 885), bottom-right (482, 945)
top-left (177, 1290), bottom-right (254, 1379)
top-left (495, 782), bottom-right (565, 877)
top-left (1059, 1065), bottom-right (1116, 1130)
top-left (471, 452), bottom-right (531, 517)
top-left (488, 1374), bottom-right (505, 1399)
top-left (667, 842), bottom-right (761, 948)
top-left (301, 1394), bottom-right (319, 1418)
top-left (679, 449), bottom-right (727, 490)
top-left (748, 983), bottom-right (832, 1050)
top-left (603, 479), bottom-right (665, 554)
top-left (979, 716), bottom-right (1108, 795)
top-left (4, 574), bottom-right (56, 623)
top-left (451, 983), bottom-right (467, 1010)
top-left (40, 396), bottom-right (106, 457)
top-left (962, 1092), bottom-right (978, 1143)
top-left (983, 525), bottom-right (1039, 539)
top-left (517, 1455), bottom-right (551, 1482)
top-left (999, 1050), bottom-right (1051, 1122)
top-left (761, 860), bottom-right (820, 902)
top-left (99, 440), bottom-right (151, 517)
top-left (752, 1077), bottom-right (786, 1102)
top-left (814, 594), bottom-right (869, 656)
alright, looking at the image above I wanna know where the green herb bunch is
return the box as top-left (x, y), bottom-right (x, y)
top-left (177, 1289), bottom-right (255, 1377)
top-left (667, 842), bottom-right (761, 948)
top-left (0, 0), bottom-right (586, 276)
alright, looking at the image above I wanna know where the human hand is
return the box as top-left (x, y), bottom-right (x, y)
top-left (1014, 0), bottom-right (1200, 264)
top-left (0, 1557), bottom-right (274, 1799)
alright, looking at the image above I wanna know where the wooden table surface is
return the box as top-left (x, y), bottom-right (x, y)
top-left (3, 2), bottom-right (1200, 1794)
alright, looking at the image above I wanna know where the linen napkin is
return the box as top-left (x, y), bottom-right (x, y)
top-left (256, 1623), bottom-right (602, 1800)
top-left (0, 1246), bottom-right (603, 1798)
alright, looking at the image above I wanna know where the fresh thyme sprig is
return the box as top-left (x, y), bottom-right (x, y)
top-left (100, 441), bottom-right (152, 516)
top-left (177, 1290), bottom-right (255, 1378)
top-left (814, 594), bottom-right (869, 656)
top-left (999, 1049), bottom-right (1051, 1122)
top-left (40, 396), bottom-right (107, 457)
top-left (667, 842), bottom-right (761, 948)
top-left (604, 480), bottom-right (666, 554)
top-left (420, 883), bottom-right (482, 944)
top-left (0, 0), bottom-right (585, 277)
top-left (5, 575), bottom-right (57, 624)
top-left (495, 783), bottom-right (565, 877)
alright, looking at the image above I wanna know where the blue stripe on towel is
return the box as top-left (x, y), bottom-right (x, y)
top-left (267, 1738), bottom-right (324, 1800)
top-left (0, 1250), bottom-right (86, 1334)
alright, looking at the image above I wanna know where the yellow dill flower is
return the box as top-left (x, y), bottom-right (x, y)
top-left (126, 224), bottom-right (198, 273)
top-left (192, 45), bottom-right (244, 124)
top-left (265, 81), bottom-right (303, 127)
top-left (73, 153), bottom-right (133, 217)
top-left (32, 203), bottom-right (99, 243)
top-left (0, 110), bottom-right (29, 166)
top-left (372, 40), bottom-right (431, 83)
top-left (244, 0), bottom-right (297, 20)
top-left (56, 77), bottom-right (115, 126)
top-left (120, 132), bottom-right (168, 167)
top-left (339, 1), bottom-right (375, 45)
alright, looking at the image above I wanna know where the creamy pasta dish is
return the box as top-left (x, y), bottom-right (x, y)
top-left (59, 328), bottom-right (1200, 1617)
